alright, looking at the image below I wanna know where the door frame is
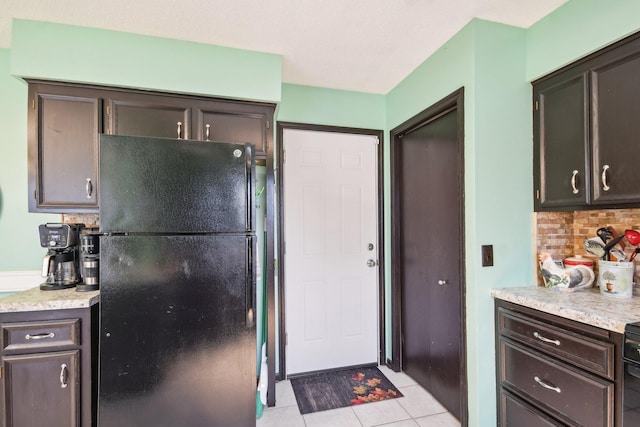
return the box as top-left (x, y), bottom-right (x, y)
top-left (276, 122), bottom-right (385, 379)
top-left (389, 88), bottom-right (467, 422)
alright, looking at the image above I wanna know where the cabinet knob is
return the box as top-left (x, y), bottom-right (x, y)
top-left (85, 178), bottom-right (93, 198)
top-left (177, 122), bottom-right (182, 139)
top-left (570, 170), bottom-right (579, 194)
top-left (205, 124), bottom-right (211, 141)
top-left (601, 164), bottom-right (610, 191)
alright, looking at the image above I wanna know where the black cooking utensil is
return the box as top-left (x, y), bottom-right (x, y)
top-left (603, 234), bottom-right (625, 261)
top-left (597, 227), bottom-right (612, 244)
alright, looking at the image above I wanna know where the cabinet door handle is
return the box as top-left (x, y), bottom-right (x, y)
top-left (59, 363), bottom-right (68, 388)
top-left (85, 178), bottom-right (93, 198)
top-left (601, 164), bottom-right (610, 191)
top-left (533, 331), bottom-right (560, 346)
top-left (177, 121), bottom-right (182, 139)
top-left (570, 169), bottom-right (579, 194)
top-left (25, 332), bottom-right (55, 340)
top-left (205, 124), bottom-right (211, 141)
top-left (534, 376), bottom-right (561, 393)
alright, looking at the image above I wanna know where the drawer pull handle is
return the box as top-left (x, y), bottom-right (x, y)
top-left (25, 332), bottom-right (55, 340)
top-left (533, 331), bottom-right (560, 346)
top-left (534, 376), bottom-right (561, 393)
top-left (60, 363), bottom-right (68, 388)
top-left (177, 121), bottom-right (182, 139)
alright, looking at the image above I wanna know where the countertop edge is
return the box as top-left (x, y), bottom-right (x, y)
top-left (0, 287), bottom-right (100, 313)
top-left (491, 287), bottom-right (639, 334)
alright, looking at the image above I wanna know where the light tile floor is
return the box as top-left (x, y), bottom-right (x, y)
top-left (257, 365), bottom-right (461, 427)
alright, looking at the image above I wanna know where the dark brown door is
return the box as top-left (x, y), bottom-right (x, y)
top-left (392, 91), bottom-right (465, 421)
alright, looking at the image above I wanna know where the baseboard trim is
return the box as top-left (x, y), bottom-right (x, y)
top-left (0, 271), bottom-right (41, 293)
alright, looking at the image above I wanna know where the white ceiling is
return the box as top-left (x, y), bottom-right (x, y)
top-left (0, 0), bottom-right (567, 94)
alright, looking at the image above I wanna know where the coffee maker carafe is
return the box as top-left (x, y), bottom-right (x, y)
top-left (39, 223), bottom-right (84, 291)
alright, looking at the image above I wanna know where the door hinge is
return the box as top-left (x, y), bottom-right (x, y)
top-left (0, 365), bottom-right (2, 379)
top-left (32, 99), bottom-right (36, 110)
top-left (535, 100), bottom-right (539, 111)
top-left (106, 105), bottom-right (111, 116)
top-left (266, 121), bottom-right (270, 130)
top-left (375, 136), bottom-right (380, 145)
top-left (285, 333), bottom-right (288, 345)
top-left (283, 150), bottom-right (286, 163)
top-left (536, 189), bottom-right (540, 200)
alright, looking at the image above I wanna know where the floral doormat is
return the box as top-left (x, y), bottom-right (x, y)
top-left (290, 366), bottom-right (403, 414)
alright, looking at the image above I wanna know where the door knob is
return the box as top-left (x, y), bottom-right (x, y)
top-left (367, 259), bottom-right (378, 267)
top-left (438, 279), bottom-right (449, 286)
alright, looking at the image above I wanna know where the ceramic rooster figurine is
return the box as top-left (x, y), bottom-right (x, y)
top-left (539, 252), bottom-right (595, 291)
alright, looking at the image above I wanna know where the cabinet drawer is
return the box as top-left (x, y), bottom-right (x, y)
top-left (1, 319), bottom-right (80, 352)
top-left (498, 307), bottom-right (614, 379)
top-left (500, 388), bottom-right (563, 427)
top-left (500, 338), bottom-right (613, 427)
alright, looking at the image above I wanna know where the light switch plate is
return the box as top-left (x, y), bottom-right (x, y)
top-left (482, 245), bottom-right (494, 267)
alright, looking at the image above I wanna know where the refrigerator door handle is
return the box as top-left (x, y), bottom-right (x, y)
top-left (246, 235), bottom-right (256, 328)
top-left (247, 308), bottom-right (254, 328)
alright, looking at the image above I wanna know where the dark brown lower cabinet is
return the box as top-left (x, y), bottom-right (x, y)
top-left (495, 299), bottom-right (623, 427)
top-left (3, 350), bottom-right (79, 426)
top-left (0, 306), bottom-right (98, 427)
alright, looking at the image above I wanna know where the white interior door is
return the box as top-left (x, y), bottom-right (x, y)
top-left (283, 128), bottom-right (379, 375)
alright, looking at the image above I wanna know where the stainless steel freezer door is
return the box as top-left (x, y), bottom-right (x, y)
top-left (98, 234), bottom-right (256, 427)
top-left (99, 134), bottom-right (255, 234)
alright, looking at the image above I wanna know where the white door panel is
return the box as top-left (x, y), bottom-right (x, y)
top-left (283, 128), bottom-right (378, 375)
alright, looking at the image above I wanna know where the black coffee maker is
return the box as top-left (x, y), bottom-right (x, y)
top-left (39, 223), bottom-right (84, 291)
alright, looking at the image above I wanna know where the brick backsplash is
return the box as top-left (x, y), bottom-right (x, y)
top-left (536, 208), bottom-right (640, 287)
top-left (62, 214), bottom-right (99, 228)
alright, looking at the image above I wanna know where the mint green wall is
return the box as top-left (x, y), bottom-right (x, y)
top-left (0, 49), bottom-right (58, 271)
top-left (278, 84), bottom-right (385, 128)
top-left (11, 20), bottom-right (282, 103)
top-left (527, 0), bottom-right (640, 81)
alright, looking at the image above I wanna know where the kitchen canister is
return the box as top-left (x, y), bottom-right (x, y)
top-left (598, 260), bottom-right (635, 298)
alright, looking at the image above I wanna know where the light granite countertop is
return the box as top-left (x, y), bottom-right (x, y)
top-left (491, 286), bottom-right (640, 334)
top-left (0, 286), bottom-right (99, 313)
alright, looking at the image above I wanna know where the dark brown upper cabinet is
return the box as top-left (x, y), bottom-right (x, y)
top-left (28, 82), bottom-right (102, 213)
top-left (534, 72), bottom-right (590, 210)
top-left (27, 81), bottom-right (274, 213)
top-left (534, 31), bottom-right (640, 211)
top-left (194, 100), bottom-right (272, 156)
top-left (106, 93), bottom-right (192, 140)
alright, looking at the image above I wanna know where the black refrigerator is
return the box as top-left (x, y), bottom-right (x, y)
top-left (97, 135), bottom-right (256, 426)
